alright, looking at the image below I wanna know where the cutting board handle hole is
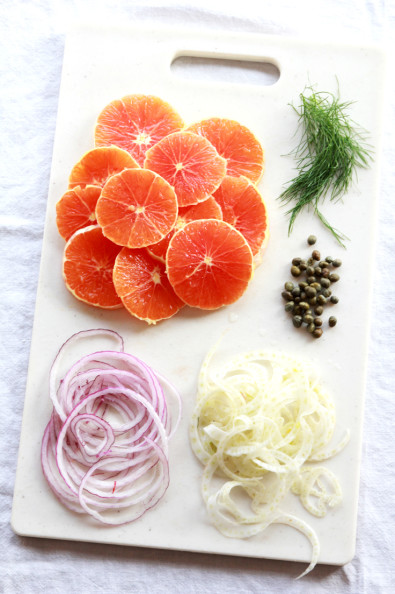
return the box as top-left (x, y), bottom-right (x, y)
top-left (171, 54), bottom-right (280, 86)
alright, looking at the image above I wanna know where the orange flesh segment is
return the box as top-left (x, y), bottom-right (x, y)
top-left (94, 94), bottom-right (184, 166)
top-left (56, 185), bottom-right (102, 241)
top-left (68, 146), bottom-right (139, 190)
top-left (213, 176), bottom-right (268, 256)
top-left (96, 168), bottom-right (178, 248)
top-left (113, 248), bottom-right (184, 324)
top-left (166, 219), bottom-right (253, 310)
top-left (63, 225), bottom-right (122, 309)
top-left (186, 118), bottom-right (264, 184)
top-left (147, 196), bottom-right (223, 262)
top-left (144, 132), bottom-right (227, 207)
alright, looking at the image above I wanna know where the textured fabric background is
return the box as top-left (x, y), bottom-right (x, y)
top-left (1, 1), bottom-right (394, 592)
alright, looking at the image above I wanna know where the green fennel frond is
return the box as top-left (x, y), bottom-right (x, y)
top-left (279, 84), bottom-right (373, 247)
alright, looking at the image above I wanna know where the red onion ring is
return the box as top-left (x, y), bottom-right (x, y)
top-left (41, 329), bottom-right (180, 525)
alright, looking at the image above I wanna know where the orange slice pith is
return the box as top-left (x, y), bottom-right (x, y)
top-left (166, 219), bottom-right (254, 310)
top-left (63, 225), bottom-right (122, 309)
top-left (96, 168), bottom-right (178, 249)
top-left (94, 94), bottom-right (184, 166)
top-left (56, 185), bottom-right (101, 241)
top-left (144, 131), bottom-right (227, 207)
top-left (113, 248), bottom-right (184, 324)
top-left (213, 176), bottom-right (268, 256)
top-left (147, 196), bottom-right (223, 263)
top-left (68, 146), bottom-right (139, 190)
top-left (186, 118), bottom-right (264, 184)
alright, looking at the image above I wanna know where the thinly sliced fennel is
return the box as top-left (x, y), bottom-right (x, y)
top-left (189, 346), bottom-right (349, 578)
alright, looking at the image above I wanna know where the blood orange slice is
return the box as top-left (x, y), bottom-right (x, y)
top-left (187, 118), bottom-right (264, 184)
top-left (63, 225), bottom-right (122, 309)
top-left (144, 132), bottom-right (227, 207)
top-left (213, 176), bottom-right (269, 256)
top-left (166, 219), bottom-right (253, 310)
top-left (68, 146), bottom-right (139, 190)
top-left (95, 94), bottom-right (184, 166)
top-left (96, 168), bottom-right (178, 248)
top-left (56, 185), bottom-right (101, 241)
top-left (147, 197), bottom-right (222, 263)
top-left (113, 248), bottom-right (184, 324)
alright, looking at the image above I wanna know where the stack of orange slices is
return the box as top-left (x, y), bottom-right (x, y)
top-left (56, 94), bottom-right (268, 324)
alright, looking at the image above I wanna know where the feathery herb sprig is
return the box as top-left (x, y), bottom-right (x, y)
top-left (279, 85), bottom-right (373, 247)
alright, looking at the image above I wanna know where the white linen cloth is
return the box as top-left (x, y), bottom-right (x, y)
top-left (1, 0), bottom-right (394, 592)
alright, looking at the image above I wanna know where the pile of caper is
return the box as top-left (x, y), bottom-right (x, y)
top-left (282, 235), bottom-right (341, 338)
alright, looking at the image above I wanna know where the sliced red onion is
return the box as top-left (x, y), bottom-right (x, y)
top-left (41, 329), bottom-right (180, 525)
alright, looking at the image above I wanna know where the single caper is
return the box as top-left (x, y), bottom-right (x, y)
top-left (291, 265), bottom-right (301, 277)
top-left (307, 235), bottom-right (317, 245)
top-left (314, 266), bottom-right (322, 277)
top-left (292, 315), bottom-right (303, 328)
top-left (319, 261), bottom-right (330, 269)
top-left (330, 295), bottom-right (339, 304)
top-left (329, 316), bottom-right (337, 327)
top-left (307, 257), bottom-right (314, 266)
top-left (308, 296), bottom-right (317, 306)
top-left (292, 287), bottom-right (301, 297)
top-left (311, 282), bottom-right (321, 291)
top-left (299, 260), bottom-right (308, 271)
top-left (292, 257), bottom-right (302, 266)
top-left (306, 322), bottom-right (316, 333)
top-left (282, 290), bottom-right (293, 301)
top-left (314, 305), bottom-right (324, 316)
top-left (313, 328), bottom-right (323, 338)
top-left (306, 266), bottom-right (315, 276)
top-left (284, 281), bottom-right (294, 291)
top-left (321, 268), bottom-right (330, 278)
top-left (299, 301), bottom-right (310, 311)
top-left (314, 317), bottom-right (323, 327)
top-left (322, 288), bottom-right (332, 298)
top-left (285, 301), bottom-right (294, 312)
top-left (299, 281), bottom-right (308, 290)
top-left (325, 256), bottom-right (333, 263)
top-left (303, 314), bottom-right (314, 324)
top-left (329, 273), bottom-right (340, 282)
top-left (307, 276), bottom-right (316, 284)
top-left (317, 294), bottom-right (327, 305)
top-left (306, 286), bottom-right (316, 298)
top-left (312, 250), bottom-right (321, 261)
top-left (320, 278), bottom-right (331, 289)
top-left (332, 259), bottom-right (342, 268)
